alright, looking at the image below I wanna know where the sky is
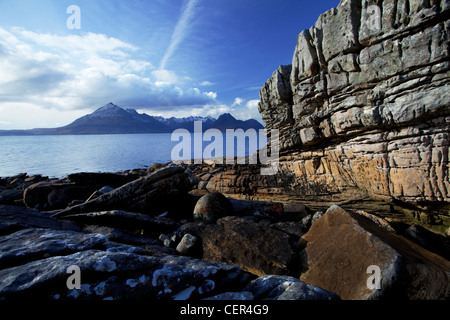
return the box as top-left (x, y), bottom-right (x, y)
top-left (0, 0), bottom-right (340, 130)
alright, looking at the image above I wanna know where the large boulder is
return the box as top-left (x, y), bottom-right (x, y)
top-left (299, 206), bottom-right (450, 300)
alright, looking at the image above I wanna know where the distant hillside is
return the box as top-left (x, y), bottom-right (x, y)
top-left (212, 113), bottom-right (264, 132)
top-left (0, 103), bottom-right (264, 135)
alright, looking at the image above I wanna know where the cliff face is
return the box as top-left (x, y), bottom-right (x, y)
top-left (258, 0), bottom-right (450, 206)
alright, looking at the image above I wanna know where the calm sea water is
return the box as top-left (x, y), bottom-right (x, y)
top-left (0, 133), bottom-right (265, 178)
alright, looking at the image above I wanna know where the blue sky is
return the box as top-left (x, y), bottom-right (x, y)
top-left (0, 0), bottom-right (339, 129)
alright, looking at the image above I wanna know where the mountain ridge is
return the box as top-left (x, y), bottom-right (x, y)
top-left (0, 103), bottom-right (264, 136)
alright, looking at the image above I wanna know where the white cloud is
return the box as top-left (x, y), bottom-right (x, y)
top-left (150, 98), bottom-right (263, 124)
top-left (200, 81), bottom-right (215, 86)
top-left (152, 69), bottom-right (179, 86)
top-left (0, 102), bottom-right (87, 129)
top-left (0, 26), bottom-right (219, 129)
top-left (232, 97), bottom-right (244, 106)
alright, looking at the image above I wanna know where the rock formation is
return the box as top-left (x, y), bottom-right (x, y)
top-left (205, 0), bottom-right (450, 221)
top-left (258, 0), bottom-right (450, 205)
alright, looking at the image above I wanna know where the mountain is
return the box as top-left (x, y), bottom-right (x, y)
top-left (212, 113), bottom-right (264, 132)
top-left (55, 103), bottom-right (170, 134)
top-left (155, 115), bottom-right (216, 132)
top-left (0, 103), bottom-right (264, 135)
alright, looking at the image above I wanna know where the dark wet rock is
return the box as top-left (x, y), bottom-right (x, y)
top-left (23, 181), bottom-right (98, 210)
top-left (66, 172), bottom-right (138, 188)
top-left (0, 189), bottom-right (23, 206)
top-left (83, 225), bottom-right (175, 255)
top-left (401, 224), bottom-right (450, 261)
top-left (85, 186), bottom-right (115, 202)
top-left (270, 221), bottom-right (305, 238)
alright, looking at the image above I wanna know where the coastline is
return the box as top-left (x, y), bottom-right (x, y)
top-left (0, 162), bottom-right (449, 300)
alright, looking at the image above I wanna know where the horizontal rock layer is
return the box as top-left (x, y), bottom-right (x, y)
top-left (257, 0), bottom-right (450, 206)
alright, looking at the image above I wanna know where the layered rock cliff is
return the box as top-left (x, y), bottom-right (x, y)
top-left (202, 0), bottom-right (450, 230)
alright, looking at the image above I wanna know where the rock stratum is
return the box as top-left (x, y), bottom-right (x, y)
top-left (255, 0), bottom-right (450, 210)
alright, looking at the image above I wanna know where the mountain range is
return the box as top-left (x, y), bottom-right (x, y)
top-left (0, 103), bottom-right (264, 135)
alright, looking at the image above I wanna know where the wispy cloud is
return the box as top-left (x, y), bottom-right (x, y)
top-left (200, 81), bottom-right (215, 87)
top-left (159, 0), bottom-right (200, 70)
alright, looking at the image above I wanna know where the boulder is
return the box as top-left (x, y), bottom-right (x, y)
top-left (176, 233), bottom-right (200, 256)
top-left (299, 206), bottom-right (450, 300)
top-left (193, 192), bottom-right (233, 222)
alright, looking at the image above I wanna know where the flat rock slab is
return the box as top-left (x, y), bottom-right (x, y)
top-left (0, 250), bottom-right (159, 299)
top-left (199, 216), bottom-right (302, 276)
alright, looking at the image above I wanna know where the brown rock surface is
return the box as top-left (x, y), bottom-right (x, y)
top-left (300, 206), bottom-right (450, 300)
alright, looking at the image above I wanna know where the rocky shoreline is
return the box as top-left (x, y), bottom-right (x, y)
top-left (0, 163), bottom-right (449, 300)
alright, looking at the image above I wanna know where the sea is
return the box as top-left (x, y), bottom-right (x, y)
top-left (0, 133), bottom-right (267, 178)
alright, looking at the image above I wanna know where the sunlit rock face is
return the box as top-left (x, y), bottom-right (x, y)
top-left (257, 0), bottom-right (450, 206)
